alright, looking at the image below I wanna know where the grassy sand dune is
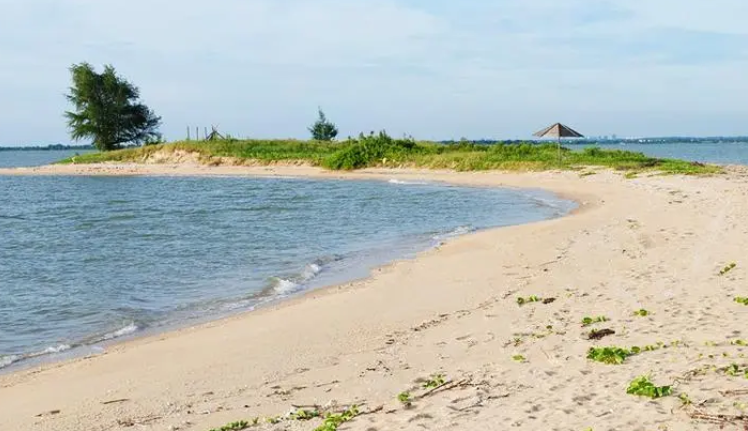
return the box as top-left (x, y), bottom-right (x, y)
top-left (55, 134), bottom-right (720, 175)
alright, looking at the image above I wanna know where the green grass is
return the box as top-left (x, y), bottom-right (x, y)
top-left (735, 297), bottom-right (748, 306)
top-left (56, 134), bottom-right (722, 175)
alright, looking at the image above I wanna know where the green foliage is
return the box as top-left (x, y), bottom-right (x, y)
top-left (313, 405), bottom-right (359, 431)
top-left (723, 363), bottom-right (748, 378)
top-left (208, 420), bottom-right (250, 431)
top-left (581, 316), bottom-right (609, 327)
top-left (720, 262), bottom-right (737, 275)
top-left (292, 409), bottom-right (321, 420)
top-left (397, 392), bottom-right (412, 407)
top-left (321, 131), bottom-right (417, 170)
top-left (57, 138), bottom-right (721, 175)
top-left (679, 393), bottom-right (692, 406)
top-left (423, 374), bottom-right (446, 389)
top-left (587, 347), bottom-right (634, 365)
top-left (512, 355), bottom-right (527, 363)
top-left (65, 63), bottom-right (161, 151)
top-left (626, 375), bottom-right (672, 399)
top-left (735, 297), bottom-right (748, 306)
top-left (633, 309), bottom-right (650, 317)
top-left (517, 295), bottom-right (541, 306)
top-left (309, 108), bottom-right (339, 141)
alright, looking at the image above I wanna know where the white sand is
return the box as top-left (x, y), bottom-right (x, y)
top-left (1, 163), bottom-right (748, 431)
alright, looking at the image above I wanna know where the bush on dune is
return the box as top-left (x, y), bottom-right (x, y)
top-left (321, 131), bottom-right (419, 170)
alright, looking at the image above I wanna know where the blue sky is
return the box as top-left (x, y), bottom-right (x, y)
top-left (0, 0), bottom-right (747, 146)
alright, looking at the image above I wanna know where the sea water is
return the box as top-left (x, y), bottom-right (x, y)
top-left (0, 165), bottom-right (575, 370)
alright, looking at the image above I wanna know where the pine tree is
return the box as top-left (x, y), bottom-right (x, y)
top-left (308, 108), bottom-right (339, 141)
top-left (65, 63), bottom-right (162, 151)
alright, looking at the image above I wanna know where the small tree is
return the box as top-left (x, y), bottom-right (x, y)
top-left (308, 108), bottom-right (338, 141)
top-left (65, 63), bottom-right (162, 151)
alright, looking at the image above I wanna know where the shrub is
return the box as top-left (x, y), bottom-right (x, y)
top-left (321, 131), bottom-right (418, 170)
top-left (626, 375), bottom-right (672, 398)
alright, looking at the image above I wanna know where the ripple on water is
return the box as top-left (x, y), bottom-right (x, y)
top-left (0, 174), bottom-right (575, 369)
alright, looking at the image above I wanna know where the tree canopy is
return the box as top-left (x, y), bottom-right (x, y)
top-left (308, 108), bottom-right (338, 141)
top-left (65, 63), bottom-right (162, 151)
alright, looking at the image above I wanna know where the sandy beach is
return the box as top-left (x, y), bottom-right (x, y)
top-left (2, 163), bottom-right (748, 431)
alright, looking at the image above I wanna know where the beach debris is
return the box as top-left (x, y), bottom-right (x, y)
top-left (720, 262), bottom-right (737, 276)
top-left (34, 409), bottom-right (61, 417)
top-left (542, 297), bottom-right (557, 304)
top-left (101, 398), bottom-right (130, 405)
top-left (688, 410), bottom-right (748, 426)
top-left (587, 328), bottom-right (615, 340)
top-left (516, 296), bottom-right (541, 306)
top-left (581, 316), bottom-right (609, 327)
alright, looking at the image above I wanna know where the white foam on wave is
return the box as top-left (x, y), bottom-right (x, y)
top-left (433, 225), bottom-right (474, 241)
top-left (43, 344), bottom-right (72, 354)
top-left (0, 354), bottom-right (21, 369)
top-left (99, 323), bottom-right (139, 342)
top-left (271, 278), bottom-right (301, 295)
top-left (301, 263), bottom-right (322, 280)
top-left (388, 179), bottom-right (429, 186)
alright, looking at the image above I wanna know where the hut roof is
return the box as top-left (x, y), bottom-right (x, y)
top-left (533, 123), bottom-right (584, 139)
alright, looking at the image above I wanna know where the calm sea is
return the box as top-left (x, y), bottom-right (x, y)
top-left (0, 150), bottom-right (93, 169)
top-left (576, 140), bottom-right (748, 165)
top-left (0, 154), bottom-right (576, 370)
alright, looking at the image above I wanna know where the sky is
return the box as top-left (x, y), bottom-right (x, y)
top-left (0, 0), bottom-right (747, 146)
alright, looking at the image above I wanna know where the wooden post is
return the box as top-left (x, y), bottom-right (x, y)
top-left (196, 127), bottom-right (199, 141)
top-left (187, 127), bottom-right (191, 141)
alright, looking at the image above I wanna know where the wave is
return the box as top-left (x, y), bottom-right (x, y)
top-left (0, 354), bottom-right (21, 369)
top-left (388, 179), bottom-right (430, 186)
top-left (43, 344), bottom-right (72, 354)
top-left (0, 323), bottom-right (142, 370)
top-left (0, 344), bottom-right (72, 370)
top-left (270, 277), bottom-right (302, 295)
top-left (96, 323), bottom-right (139, 342)
top-left (433, 225), bottom-right (474, 241)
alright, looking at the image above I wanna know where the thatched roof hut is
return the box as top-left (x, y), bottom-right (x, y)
top-left (533, 123), bottom-right (584, 139)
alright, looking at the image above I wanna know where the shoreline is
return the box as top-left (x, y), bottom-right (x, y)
top-left (0, 165), bottom-right (579, 376)
top-left (2, 164), bottom-right (747, 431)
